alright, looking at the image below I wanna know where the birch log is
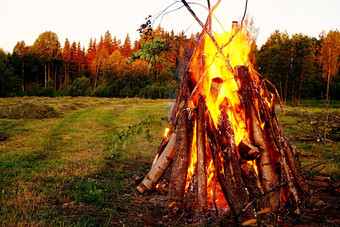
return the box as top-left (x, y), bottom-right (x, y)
top-left (137, 133), bottom-right (177, 193)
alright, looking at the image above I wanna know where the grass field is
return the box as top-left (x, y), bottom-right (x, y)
top-left (0, 97), bottom-right (339, 225)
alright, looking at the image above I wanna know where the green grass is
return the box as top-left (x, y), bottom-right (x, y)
top-left (277, 103), bottom-right (340, 180)
top-left (0, 97), bottom-right (172, 226)
top-left (0, 97), bottom-right (338, 225)
top-left (286, 99), bottom-right (340, 108)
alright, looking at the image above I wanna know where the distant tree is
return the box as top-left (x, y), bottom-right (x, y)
top-left (0, 49), bottom-right (18, 96)
top-left (62, 38), bottom-right (71, 89)
top-left (87, 38), bottom-right (97, 88)
top-left (258, 30), bottom-right (291, 104)
top-left (132, 40), bottom-right (140, 53)
top-left (76, 42), bottom-right (86, 78)
top-left (112, 36), bottom-right (121, 52)
top-left (70, 41), bottom-right (77, 81)
top-left (100, 49), bottom-right (124, 83)
top-left (291, 33), bottom-right (315, 103)
top-left (103, 30), bottom-right (114, 55)
top-left (13, 41), bottom-right (28, 91)
top-left (130, 38), bottom-right (178, 88)
top-left (121, 34), bottom-right (132, 58)
top-left (32, 31), bottom-right (61, 88)
top-left (317, 30), bottom-right (340, 102)
top-left (90, 36), bottom-right (108, 89)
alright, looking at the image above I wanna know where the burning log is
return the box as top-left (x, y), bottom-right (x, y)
top-left (169, 108), bottom-right (191, 200)
top-left (237, 65), bottom-right (280, 210)
top-left (240, 162), bottom-right (263, 200)
top-left (238, 140), bottom-right (260, 160)
top-left (197, 95), bottom-right (208, 208)
top-left (222, 147), bottom-right (256, 223)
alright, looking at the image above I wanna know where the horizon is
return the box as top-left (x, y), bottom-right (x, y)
top-left (0, 0), bottom-right (339, 53)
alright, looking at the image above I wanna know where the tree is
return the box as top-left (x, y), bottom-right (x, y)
top-left (103, 30), bottom-right (114, 55)
top-left (121, 34), bottom-right (133, 58)
top-left (317, 30), bottom-right (340, 102)
top-left (257, 30), bottom-right (291, 104)
top-left (13, 41), bottom-right (27, 91)
top-left (0, 49), bottom-right (18, 96)
top-left (32, 31), bottom-right (61, 88)
top-left (130, 38), bottom-right (178, 88)
top-left (62, 38), bottom-right (71, 89)
top-left (70, 41), bottom-right (77, 81)
top-left (112, 36), bottom-right (121, 52)
top-left (89, 37), bottom-right (108, 89)
top-left (291, 33), bottom-right (315, 103)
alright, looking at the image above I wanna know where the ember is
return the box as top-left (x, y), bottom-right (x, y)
top-left (136, 0), bottom-right (308, 224)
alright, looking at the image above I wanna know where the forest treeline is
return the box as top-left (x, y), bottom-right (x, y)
top-left (0, 26), bottom-right (339, 102)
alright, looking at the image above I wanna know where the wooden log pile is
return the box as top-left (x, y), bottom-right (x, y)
top-left (136, 1), bottom-right (309, 224)
top-left (136, 66), bottom-right (309, 224)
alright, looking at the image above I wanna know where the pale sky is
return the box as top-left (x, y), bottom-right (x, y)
top-left (0, 0), bottom-right (339, 53)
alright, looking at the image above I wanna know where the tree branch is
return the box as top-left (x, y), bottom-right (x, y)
top-left (180, 0), bottom-right (235, 77)
top-left (221, 0), bottom-right (248, 50)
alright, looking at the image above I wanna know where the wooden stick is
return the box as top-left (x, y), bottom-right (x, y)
top-left (197, 95), bottom-right (207, 208)
top-left (169, 108), bottom-right (191, 200)
top-left (279, 148), bottom-right (301, 214)
top-left (137, 133), bottom-right (177, 193)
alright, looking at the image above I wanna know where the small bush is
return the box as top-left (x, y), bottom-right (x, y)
top-left (74, 179), bottom-right (106, 205)
top-left (65, 77), bottom-right (91, 97)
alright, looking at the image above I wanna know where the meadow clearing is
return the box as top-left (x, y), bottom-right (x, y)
top-left (0, 97), bottom-right (339, 225)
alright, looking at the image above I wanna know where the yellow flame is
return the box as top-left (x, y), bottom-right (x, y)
top-left (185, 122), bottom-right (197, 192)
top-left (164, 128), bottom-right (170, 138)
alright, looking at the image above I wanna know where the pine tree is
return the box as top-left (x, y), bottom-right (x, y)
top-left (113, 36), bottom-right (121, 52)
top-left (104, 30), bottom-right (114, 55)
top-left (62, 38), bottom-right (71, 89)
top-left (121, 34), bottom-right (132, 57)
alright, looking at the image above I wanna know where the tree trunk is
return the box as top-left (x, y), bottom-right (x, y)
top-left (54, 65), bottom-right (57, 90)
top-left (21, 59), bottom-right (25, 92)
top-left (48, 62), bottom-right (51, 84)
top-left (44, 63), bottom-right (47, 88)
top-left (326, 64), bottom-right (331, 103)
top-left (298, 71), bottom-right (304, 103)
top-left (284, 71), bottom-right (289, 105)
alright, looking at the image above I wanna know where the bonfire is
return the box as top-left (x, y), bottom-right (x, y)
top-left (137, 0), bottom-right (308, 224)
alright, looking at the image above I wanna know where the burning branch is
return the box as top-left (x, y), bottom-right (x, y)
top-left (180, 0), bottom-right (235, 77)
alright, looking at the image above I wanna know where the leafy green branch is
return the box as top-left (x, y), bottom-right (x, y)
top-left (111, 115), bottom-right (158, 158)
